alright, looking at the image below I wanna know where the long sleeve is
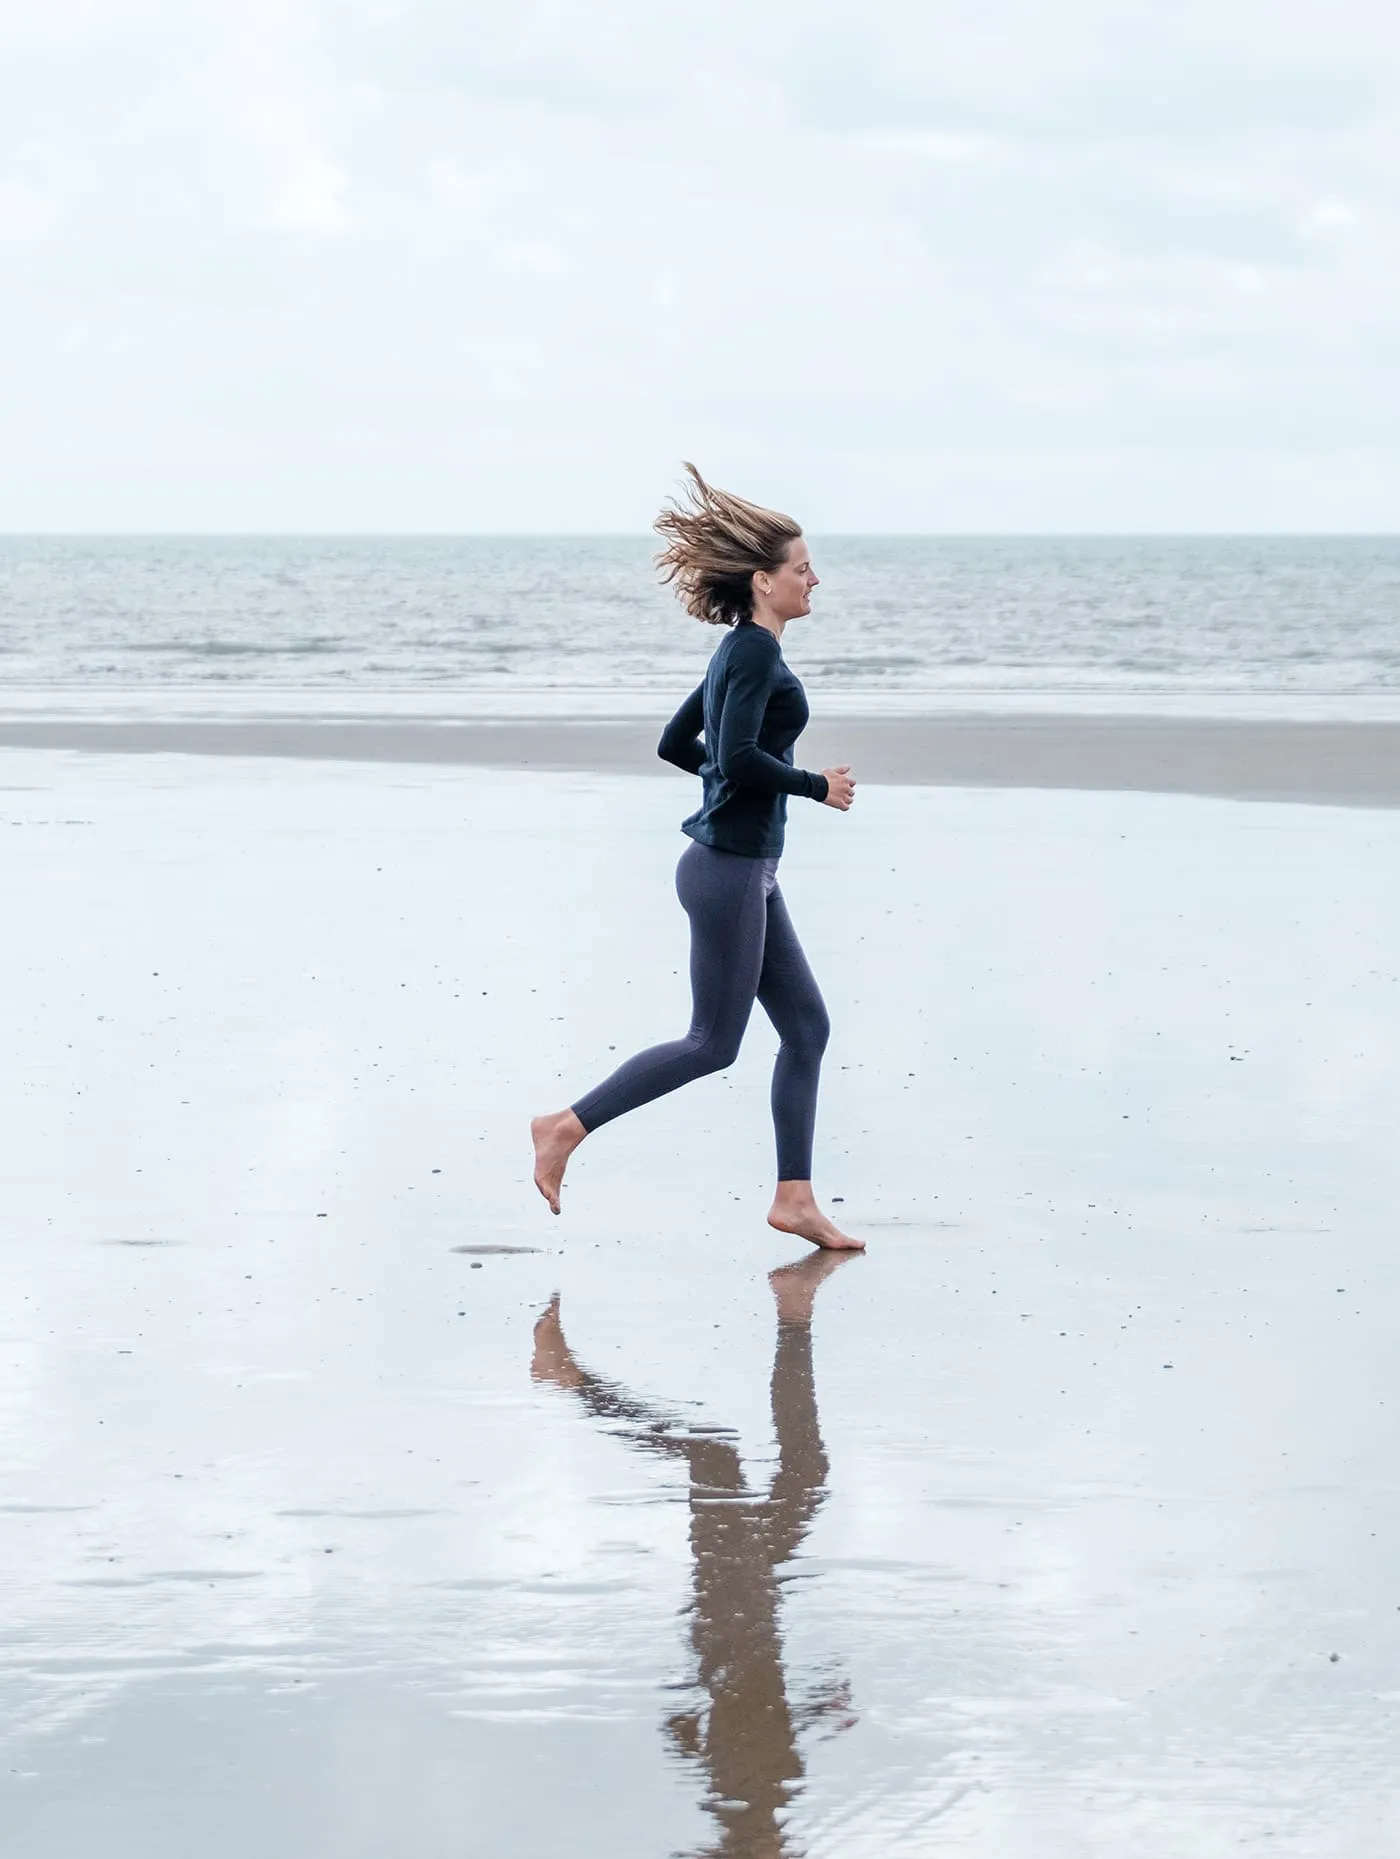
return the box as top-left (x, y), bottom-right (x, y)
top-left (657, 682), bottom-right (706, 776)
top-left (716, 633), bottom-right (829, 802)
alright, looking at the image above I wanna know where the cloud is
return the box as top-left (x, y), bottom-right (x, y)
top-left (849, 129), bottom-right (1007, 165)
top-left (0, 180), bottom-right (52, 239)
top-left (219, 0), bottom-right (353, 231)
top-left (507, 241), bottom-right (566, 275)
top-left (0, 0), bottom-right (1397, 527)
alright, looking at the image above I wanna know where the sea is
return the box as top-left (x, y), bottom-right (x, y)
top-left (3, 535), bottom-right (1400, 711)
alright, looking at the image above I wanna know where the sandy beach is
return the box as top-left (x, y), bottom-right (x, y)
top-left (3, 729), bottom-right (1399, 1856)
top-left (4, 710), bottom-right (1400, 806)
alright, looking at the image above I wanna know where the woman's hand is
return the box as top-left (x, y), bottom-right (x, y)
top-left (821, 766), bottom-right (856, 811)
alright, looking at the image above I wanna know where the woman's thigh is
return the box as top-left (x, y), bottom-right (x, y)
top-left (756, 885), bottom-right (828, 1041)
top-left (676, 843), bottom-right (771, 1045)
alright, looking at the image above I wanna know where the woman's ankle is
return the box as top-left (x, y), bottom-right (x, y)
top-left (772, 1179), bottom-right (817, 1210)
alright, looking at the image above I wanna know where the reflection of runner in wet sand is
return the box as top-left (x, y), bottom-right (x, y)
top-left (531, 1252), bottom-right (857, 1858)
top-left (531, 465), bottom-right (862, 1252)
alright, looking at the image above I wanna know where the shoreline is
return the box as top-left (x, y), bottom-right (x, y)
top-left (5, 712), bottom-right (1400, 806)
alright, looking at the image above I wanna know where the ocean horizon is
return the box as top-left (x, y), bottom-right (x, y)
top-left (3, 533), bottom-right (1400, 700)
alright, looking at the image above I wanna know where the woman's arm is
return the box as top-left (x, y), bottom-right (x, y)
top-left (657, 683), bottom-right (707, 775)
top-left (716, 632), bottom-right (829, 802)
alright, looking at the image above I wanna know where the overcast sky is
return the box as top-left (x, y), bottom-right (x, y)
top-left (1, 0), bottom-right (1397, 531)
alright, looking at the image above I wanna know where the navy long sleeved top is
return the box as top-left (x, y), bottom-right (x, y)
top-left (656, 620), bottom-right (829, 859)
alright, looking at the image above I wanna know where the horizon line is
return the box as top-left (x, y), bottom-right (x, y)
top-left (2, 530), bottom-right (1398, 543)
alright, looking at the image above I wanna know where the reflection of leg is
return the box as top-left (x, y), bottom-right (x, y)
top-left (770, 1324), bottom-right (826, 1506)
top-left (532, 1296), bottom-right (720, 1469)
top-left (769, 1251), bottom-right (851, 1327)
top-left (569, 844), bottom-right (769, 1134)
top-left (530, 1294), bottom-right (586, 1389)
top-left (756, 887), bottom-right (829, 1183)
top-left (764, 1277), bottom-right (834, 1569)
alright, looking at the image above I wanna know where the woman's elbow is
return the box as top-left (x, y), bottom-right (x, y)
top-left (718, 746), bottom-right (766, 787)
top-left (658, 733), bottom-right (701, 774)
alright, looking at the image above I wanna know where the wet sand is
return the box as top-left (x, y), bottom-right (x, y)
top-left (3, 750), bottom-right (1400, 1856)
top-left (4, 711), bottom-right (1400, 805)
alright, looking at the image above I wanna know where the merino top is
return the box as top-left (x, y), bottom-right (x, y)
top-left (656, 620), bottom-right (829, 859)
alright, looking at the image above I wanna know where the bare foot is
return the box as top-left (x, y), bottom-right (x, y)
top-left (530, 1294), bottom-right (585, 1389)
top-left (769, 1250), bottom-right (856, 1324)
top-left (530, 1109), bottom-right (586, 1215)
top-left (767, 1186), bottom-right (865, 1253)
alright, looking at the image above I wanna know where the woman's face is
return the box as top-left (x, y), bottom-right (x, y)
top-left (760, 536), bottom-right (819, 622)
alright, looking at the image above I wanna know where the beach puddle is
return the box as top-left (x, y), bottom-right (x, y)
top-left (451, 1244), bottom-right (543, 1256)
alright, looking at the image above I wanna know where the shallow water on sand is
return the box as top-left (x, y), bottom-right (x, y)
top-left (2, 756), bottom-right (1399, 1856)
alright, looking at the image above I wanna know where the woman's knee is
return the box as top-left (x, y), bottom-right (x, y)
top-left (777, 1006), bottom-right (829, 1065)
top-left (805, 1002), bottom-right (831, 1058)
top-left (691, 1029), bottom-right (744, 1077)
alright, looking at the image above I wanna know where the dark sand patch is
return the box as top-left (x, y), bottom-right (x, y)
top-left (7, 714), bottom-right (1400, 806)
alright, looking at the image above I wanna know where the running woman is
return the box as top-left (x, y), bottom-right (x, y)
top-left (530, 465), bottom-right (862, 1251)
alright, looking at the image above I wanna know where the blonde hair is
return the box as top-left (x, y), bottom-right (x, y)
top-left (653, 462), bottom-right (802, 626)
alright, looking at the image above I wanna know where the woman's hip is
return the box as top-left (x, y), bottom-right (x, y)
top-left (675, 840), bottom-right (780, 916)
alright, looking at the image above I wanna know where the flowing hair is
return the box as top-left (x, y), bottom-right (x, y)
top-left (653, 462), bottom-right (802, 626)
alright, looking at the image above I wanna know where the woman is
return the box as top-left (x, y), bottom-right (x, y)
top-left (530, 464), bottom-right (862, 1252)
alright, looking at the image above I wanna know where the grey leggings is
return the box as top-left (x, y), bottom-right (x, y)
top-left (571, 841), bottom-right (830, 1181)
